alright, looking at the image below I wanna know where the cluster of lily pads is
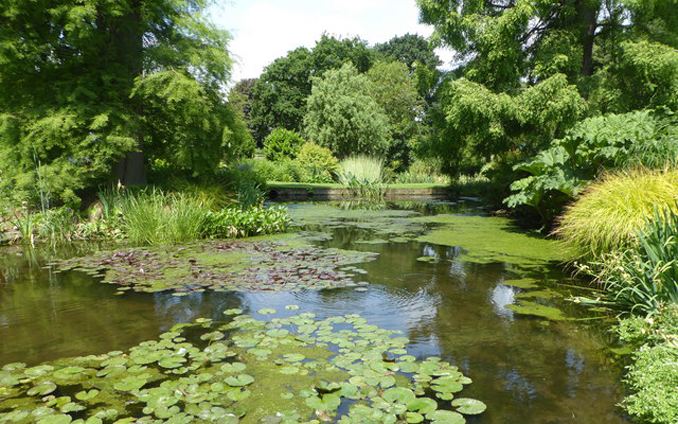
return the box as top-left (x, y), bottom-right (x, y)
top-left (0, 310), bottom-right (486, 424)
top-left (51, 241), bottom-right (377, 294)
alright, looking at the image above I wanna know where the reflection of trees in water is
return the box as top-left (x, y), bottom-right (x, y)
top-left (151, 291), bottom-right (245, 331)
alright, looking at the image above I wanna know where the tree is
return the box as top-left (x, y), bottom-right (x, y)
top-left (228, 78), bottom-right (258, 131)
top-left (367, 61), bottom-right (425, 168)
top-left (250, 35), bottom-right (376, 142)
top-left (249, 47), bottom-right (314, 143)
top-left (415, 0), bottom-right (677, 178)
top-left (304, 64), bottom-right (391, 158)
top-left (0, 0), bottom-right (241, 206)
top-left (422, 74), bottom-right (587, 176)
top-left (374, 34), bottom-right (441, 71)
top-left (417, 0), bottom-right (678, 91)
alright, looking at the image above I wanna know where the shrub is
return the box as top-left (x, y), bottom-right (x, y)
top-left (555, 168), bottom-right (678, 258)
top-left (505, 110), bottom-right (678, 224)
top-left (394, 159), bottom-right (450, 184)
top-left (203, 207), bottom-right (290, 238)
top-left (293, 142), bottom-right (338, 183)
top-left (615, 307), bottom-right (678, 424)
top-left (263, 128), bottom-right (305, 162)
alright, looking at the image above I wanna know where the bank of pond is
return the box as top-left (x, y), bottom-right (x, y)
top-left (0, 201), bottom-right (640, 423)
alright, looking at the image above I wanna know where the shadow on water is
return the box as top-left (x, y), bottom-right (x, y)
top-left (0, 201), bottom-right (628, 424)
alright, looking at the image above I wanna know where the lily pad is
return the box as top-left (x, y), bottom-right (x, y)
top-left (451, 398), bottom-right (487, 415)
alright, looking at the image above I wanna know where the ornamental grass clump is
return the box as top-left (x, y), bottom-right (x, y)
top-left (118, 188), bottom-right (213, 245)
top-left (337, 155), bottom-right (385, 184)
top-left (555, 168), bottom-right (678, 258)
top-left (337, 156), bottom-right (387, 200)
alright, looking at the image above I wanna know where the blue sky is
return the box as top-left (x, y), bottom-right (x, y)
top-left (208, 0), bottom-right (452, 82)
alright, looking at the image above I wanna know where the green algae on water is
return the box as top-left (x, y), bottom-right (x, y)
top-left (0, 311), bottom-right (487, 423)
top-left (506, 301), bottom-right (568, 321)
top-left (411, 215), bottom-right (569, 266)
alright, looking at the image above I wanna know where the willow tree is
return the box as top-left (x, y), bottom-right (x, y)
top-left (0, 0), bottom-right (243, 206)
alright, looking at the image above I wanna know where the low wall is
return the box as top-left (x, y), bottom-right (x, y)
top-left (267, 187), bottom-right (452, 201)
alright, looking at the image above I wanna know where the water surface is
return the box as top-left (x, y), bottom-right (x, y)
top-left (0, 201), bottom-right (627, 423)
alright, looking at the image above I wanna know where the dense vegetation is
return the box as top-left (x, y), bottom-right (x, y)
top-left (2, 0), bottom-right (678, 422)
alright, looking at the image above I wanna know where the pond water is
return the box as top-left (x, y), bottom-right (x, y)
top-left (0, 201), bottom-right (628, 423)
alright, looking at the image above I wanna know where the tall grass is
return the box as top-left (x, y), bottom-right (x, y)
top-left (577, 207), bottom-right (678, 315)
top-left (118, 189), bottom-right (213, 245)
top-left (555, 168), bottom-right (678, 258)
top-left (337, 156), bottom-right (385, 185)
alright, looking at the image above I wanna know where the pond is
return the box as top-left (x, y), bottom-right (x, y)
top-left (0, 201), bottom-right (627, 423)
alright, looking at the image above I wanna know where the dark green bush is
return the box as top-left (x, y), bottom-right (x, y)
top-left (263, 128), bottom-right (306, 162)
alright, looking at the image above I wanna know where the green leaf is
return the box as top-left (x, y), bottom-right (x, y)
top-left (225, 374), bottom-right (255, 387)
top-left (451, 398), bottom-right (487, 415)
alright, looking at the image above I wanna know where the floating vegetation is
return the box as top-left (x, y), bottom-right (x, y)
top-left (507, 301), bottom-right (567, 321)
top-left (411, 215), bottom-right (568, 266)
top-left (51, 240), bottom-right (378, 294)
top-left (501, 278), bottom-right (540, 289)
top-left (0, 311), bottom-right (486, 423)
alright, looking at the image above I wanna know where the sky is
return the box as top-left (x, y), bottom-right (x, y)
top-left (208, 0), bottom-right (453, 82)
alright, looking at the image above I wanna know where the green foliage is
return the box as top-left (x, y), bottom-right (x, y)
top-left (337, 156), bottom-right (386, 185)
top-left (424, 74), bottom-right (587, 176)
top-left (236, 179), bottom-right (265, 209)
top-left (556, 168), bottom-right (678, 258)
top-left (263, 129), bottom-right (306, 162)
top-left (394, 159), bottom-right (450, 184)
top-left (367, 61), bottom-right (424, 169)
top-left (506, 110), bottom-right (678, 222)
top-left (250, 34), bottom-right (375, 142)
top-left (416, 0), bottom-right (678, 90)
top-left (613, 307), bottom-right (678, 424)
top-left (593, 41), bottom-right (678, 113)
top-left (0, 0), bottom-right (247, 206)
top-left (293, 142), bottom-right (338, 183)
top-left (576, 207), bottom-right (678, 315)
top-left (304, 64), bottom-right (391, 158)
top-left (373, 34), bottom-right (441, 71)
top-left (118, 189), bottom-right (213, 246)
top-left (202, 207), bottom-right (290, 238)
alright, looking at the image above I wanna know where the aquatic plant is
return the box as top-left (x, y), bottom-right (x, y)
top-left (203, 207), bottom-right (289, 238)
top-left (555, 168), bottom-right (678, 258)
top-left (0, 311), bottom-right (486, 423)
top-left (52, 239), bottom-right (378, 294)
top-left (118, 188), bottom-right (213, 245)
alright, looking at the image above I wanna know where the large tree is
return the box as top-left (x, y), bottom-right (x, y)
top-left (0, 0), bottom-right (241, 206)
top-left (417, 0), bottom-right (678, 91)
top-left (416, 0), bottom-right (678, 176)
top-left (250, 35), bottom-right (375, 142)
top-left (304, 64), bottom-right (390, 158)
top-left (374, 33), bottom-right (441, 71)
top-left (367, 61), bottom-right (425, 168)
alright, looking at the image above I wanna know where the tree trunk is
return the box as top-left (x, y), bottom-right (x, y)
top-left (108, 0), bottom-right (148, 186)
top-left (577, 1), bottom-right (599, 77)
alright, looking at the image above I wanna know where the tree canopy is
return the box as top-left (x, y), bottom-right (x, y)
top-left (304, 64), bottom-right (391, 158)
top-left (0, 0), bottom-right (247, 206)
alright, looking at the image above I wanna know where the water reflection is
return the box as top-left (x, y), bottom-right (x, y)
top-left (490, 283), bottom-right (517, 320)
top-left (0, 206), bottom-right (627, 424)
